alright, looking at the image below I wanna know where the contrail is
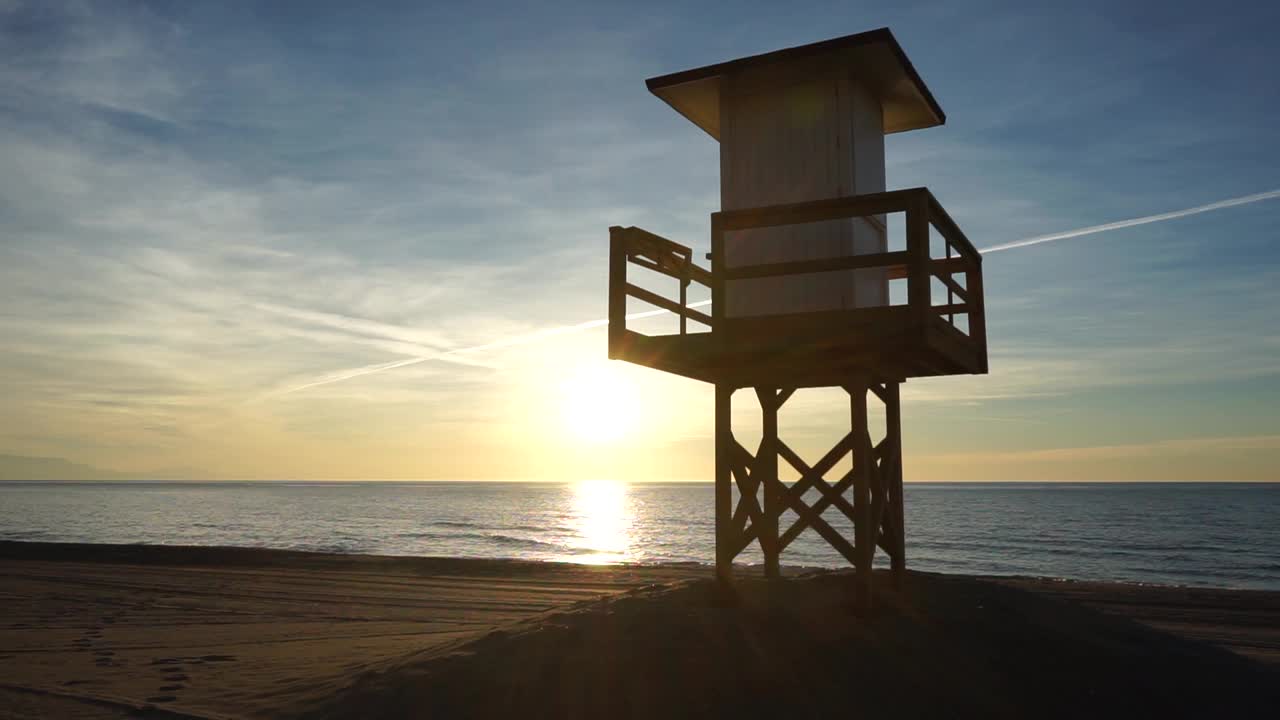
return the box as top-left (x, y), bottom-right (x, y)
top-left (275, 187), bottom-right (1279, 395)
top-left (980, 188), bottom-right (1280, 253)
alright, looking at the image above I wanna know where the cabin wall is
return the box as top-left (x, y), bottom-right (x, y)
top-left (719, 64), bottom-right (887, 317)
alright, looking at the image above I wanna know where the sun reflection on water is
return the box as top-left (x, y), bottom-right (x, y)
top-left (565, 480), bottom-right (633, 564)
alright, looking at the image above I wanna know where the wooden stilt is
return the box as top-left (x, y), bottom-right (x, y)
top-left (885, 381), bottom-right (906, 587)
top-left (850, 382), bottom-right (873, 610)
top-left (711, 378), bottom-right (905, 601)
top-left (756, 387), bottom-right (781, 579)
top-left (714, 384), bottom-right (733, 586)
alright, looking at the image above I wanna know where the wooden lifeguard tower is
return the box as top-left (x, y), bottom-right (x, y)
top-left (607, 28), bottom-right (987, 605)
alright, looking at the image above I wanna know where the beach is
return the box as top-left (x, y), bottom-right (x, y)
top-left (1, 541), bottom-right (1277, 719)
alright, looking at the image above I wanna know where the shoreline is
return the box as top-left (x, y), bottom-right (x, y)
top-left (1, 541), bottom-right (1277, 718)
top-left (1, 538), bottom-right (1272, 593)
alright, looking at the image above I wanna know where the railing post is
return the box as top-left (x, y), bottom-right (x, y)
top-left (679, 264), bottom-right (688, 336)
top-left (608, 226), bottom-right (626, 358)
top-left (710, 212), bottom-right (725, 339)
top-left (906, 192), bottom-right (931, 322)
top-left (756, 387), bottom-right (781, 579)
top-left (969, 260), bottom-right (988, 372)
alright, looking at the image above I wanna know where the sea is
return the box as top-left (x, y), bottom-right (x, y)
top-left (1, 481), bottom-right (1277, 590)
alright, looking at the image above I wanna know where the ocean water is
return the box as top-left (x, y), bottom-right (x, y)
top-left (0, 481), bottom-right (1277, 590)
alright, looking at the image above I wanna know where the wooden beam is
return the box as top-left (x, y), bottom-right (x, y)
top-left (736, 431), bottom-right (852, 558)
top-left (924, 190), bottom-right (982, 264)
top-left (779, 468), bottom-right (856, 550)
top-left (616, 225), bottom-right (692, 261)
top-left (607, 228), bottom-right (627, 358)
top-left (932, 270), bottom-right (969, 302)
top-left (627, 250), bottom-right (715, 288)
top-left (906, 194), bottom-right (931, 321)
top-left (932, 303), bottom-right (969, 317)
top-left (729, 440), bottom-right (765, 531)
top-left (773, 437), bottom-right (856, 547)
top-left (755, 387), bottom-right (781, 579)
top-left (724, 250), bottom-right (910, 280)
top-left (775, 387), bottom-right (796, 409)
top-left (713, 187), bottom-right (927, 232)
top-left (714, 385), bottom-right (733, 585)
top-left (624, 283), bottom-right (714, 327)
top-left (968, 262), bottom-right (988, 372)
top-left (762, 472), bottom-right (861, 567)
top-left (885, 382), bottom-right (906, 583)
top-left (851, 384), bottom-right (873, 609)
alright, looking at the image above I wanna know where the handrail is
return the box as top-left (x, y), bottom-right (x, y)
top-left (724, 250), bottom-right (910, 281)
top-left (609, 226), bottom-right (714, 345)
top-left (708, 188), bottom-right (986, 359)
top-left (924, 191), bottom-right (982, 264)
top-left (610, 188), bottom-right (986, 374)
top-left (714, 187), bottom-right (929, 232)
top-left (624, 283), bottom-right (714, 327)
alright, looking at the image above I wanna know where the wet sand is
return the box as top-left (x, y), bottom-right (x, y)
top-left (0, 542), bottom-right (1276, 719)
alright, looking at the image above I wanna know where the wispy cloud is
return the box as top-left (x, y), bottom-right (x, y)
top-left (927, 434), bottom-right (1280, 464)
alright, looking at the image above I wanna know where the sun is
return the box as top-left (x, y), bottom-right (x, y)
top-left (559, 361), bottom-right (639, 443)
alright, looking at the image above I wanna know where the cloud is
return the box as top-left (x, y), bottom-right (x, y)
top-left (927, 434), bottom-right (1280, 464)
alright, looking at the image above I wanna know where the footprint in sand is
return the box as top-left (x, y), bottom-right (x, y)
top-left (163, 673), bottom-right (189, 682)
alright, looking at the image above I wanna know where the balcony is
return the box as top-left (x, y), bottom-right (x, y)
top-left (608, 187), bottom-right (987, 388)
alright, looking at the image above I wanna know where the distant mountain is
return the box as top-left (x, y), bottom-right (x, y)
top-left (0, 454), bottom-right (131, 481)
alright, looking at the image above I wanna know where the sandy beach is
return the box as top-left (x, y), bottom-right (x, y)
top-left (1, 541), bottom-right (1276, 719)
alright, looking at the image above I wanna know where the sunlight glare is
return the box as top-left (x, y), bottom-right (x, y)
top-left (559, 361), bottom-right (639, 444)
top-left (565, 479), bottom-right (633, 564)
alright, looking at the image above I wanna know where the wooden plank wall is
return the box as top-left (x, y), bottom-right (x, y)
top-left (719, 62), bottom-right (887, 318)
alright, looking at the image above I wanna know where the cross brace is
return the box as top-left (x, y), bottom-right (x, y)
top-left (714, 380), bottom-right (906, 608)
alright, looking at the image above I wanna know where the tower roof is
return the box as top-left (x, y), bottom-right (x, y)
top-left (645, 28), bottom-right (945, 140)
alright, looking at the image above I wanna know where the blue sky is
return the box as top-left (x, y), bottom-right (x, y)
top-left (1, 0), bottom-right (1278, 480)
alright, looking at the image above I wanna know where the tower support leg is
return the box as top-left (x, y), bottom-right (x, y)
top-left (756, 387), bottom-right (781, 579)
top-left (850, 382), bottom-right (874, 610)
top-left (714, 384), bottom-right (734, 586)
top-left (884, 381), bottom-right (906, 588)
top-left (712, 380), bottom-right (906, 600)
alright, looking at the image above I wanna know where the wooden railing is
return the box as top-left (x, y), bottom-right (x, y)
top-left (711, 187), bottom-right (986, 359)
top-left (608, 226), bottom-right (714, 351)
top-left (608, 188), bottom-right (986, 371)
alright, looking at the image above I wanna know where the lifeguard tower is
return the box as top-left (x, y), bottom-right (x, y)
top-left (607, 28), bottom-right (987, 605)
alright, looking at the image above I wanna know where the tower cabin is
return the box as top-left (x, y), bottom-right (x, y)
top-left (607, 28), bottom-right (988, 603)
top-left (609, 28), bottom-right (987, 387)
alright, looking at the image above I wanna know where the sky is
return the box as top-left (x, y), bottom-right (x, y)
top-left (1, 0), bottom-right (1278, 482)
